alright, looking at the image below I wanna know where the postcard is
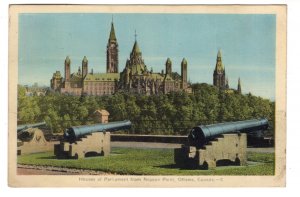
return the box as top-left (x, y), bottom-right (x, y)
top-left (8, 5), bottom-right (286, 187)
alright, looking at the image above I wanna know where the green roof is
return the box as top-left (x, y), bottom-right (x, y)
top-left (181, 58), bottom-right (187, 65)
top-left (70, 73), bottom-right (82, 82)
top-left (215, 50), bottom-right (224, 72)
top-left (216, 62), bottom-right (224, 72)
top-left (109, 23), bottom-right (117, 41)
top-left (82, 56), bottom-right (88, 63)
top-left (217, 49), bottom-right (222, 58)
top-left (84, 73), bottom-right (120, 82)
top-left (166, 58), bottom-right (172, 65)
top-left (65, 56), bottom-right (70, 63)
top-left (143, 73), bottom-right (177, 81)
top-left (53, 71), bottom-right (62, 78)
top-left (130, 63), bottom-right (147, 75)
top-left (132, 41), bottom-right (141, 54)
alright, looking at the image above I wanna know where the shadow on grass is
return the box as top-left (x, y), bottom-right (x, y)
top-left (155, 164), bottom-right (208, 170)
top-left (37, 156), bottom-right (57, 160)
top-left (37, 155), bottom-right (80, 160)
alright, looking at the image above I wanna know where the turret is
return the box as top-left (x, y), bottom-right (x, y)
top-left (237, 77), bottom-right (242, 94)
top-left (64, 56), bottom-right (71, 82)
top-left (166, 58), bottom-right (172, 75)
top-left (106, 20), bottom-right (119, 73)
top-left (64, 56), bottom-right (71, 89)
top-left (82, 56), bottom-right (88, 78)
top-left (181, 58), bottom-right (187, 89)
top-left (213, 49), bottom-right (226, 89)
top-left (225, 77), bottom-right (229, 89)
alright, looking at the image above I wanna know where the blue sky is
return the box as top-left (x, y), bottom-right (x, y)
top-left (19, 13), bottom-right (276, 100)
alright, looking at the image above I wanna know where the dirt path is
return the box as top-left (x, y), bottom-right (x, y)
top-left (17, 164), bottom-right (109, 175)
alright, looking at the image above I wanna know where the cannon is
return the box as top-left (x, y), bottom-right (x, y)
top-left (17, 121), bottom-right (46, 132)
top-left (64, 120), bottom-right (132, 142)
top-left (54, 120), bottom-right (132, 159)
top-left (175, 118), bottom-right (269, 169)
top-left (17, 121), bottom-right (51, 155)
top-left (188, 118), bottom-right (269, 148)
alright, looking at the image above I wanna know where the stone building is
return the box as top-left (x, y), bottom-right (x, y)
top-left (213, 50), bottom-right (227, 89)
top-left (237, 77), bottom-right (242, 94)
top-left (212, 50), bottom-right (242, 94)
top-left (50, 20), bottom-right (190, 96)
top-left (106, 22), bottom-right (119, 73)
top-left (118, 36), bottom-right (190, 95)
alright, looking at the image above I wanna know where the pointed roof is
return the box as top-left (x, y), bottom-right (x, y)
top-left (82, 56), bottom-right (88, 63)
top-left (215, 50), bottom-right (224, 73)
top-left (109, 22), bottom-right (117, 41)
top-left (132, 41), bottom-right (141, 54)
top-left (166, 58), bottom-right (172, 65)
top-left (217, 49), bottom-right (222, 58)
top-left (181, 58), bottom-right (187, 65)
top-left (65, 56), bottom-right (70, 63)
top-left (237, 77), bottom-right (242, 93)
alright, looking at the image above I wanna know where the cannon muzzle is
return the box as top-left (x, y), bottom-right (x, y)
top-left (64, 120), bottom-right (132, 141)
top-left (17, 121), bottom-right (46, 132)
top-left (188, 118), bottom-right (269, 147)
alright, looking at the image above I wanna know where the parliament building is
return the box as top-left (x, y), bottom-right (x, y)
top-left (50, 21), bottom-right (191, 96)
top-left (213, 50), bottom-right (242, 94)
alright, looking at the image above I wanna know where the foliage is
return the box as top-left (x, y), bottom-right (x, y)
top-left (17, 148), bottom-right (275, 175)
top-left (17, 83), bottom-right (275, 136)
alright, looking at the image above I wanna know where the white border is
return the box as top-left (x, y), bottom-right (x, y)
top-left (1, 0), bottom-right (300, 196)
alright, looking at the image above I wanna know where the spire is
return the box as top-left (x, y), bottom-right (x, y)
top-left (166, 58), bottom-right (172, 65)
top-left (132, 41), bottom-right (141, 54)
top-left (109, 21), bottom-right (116, 41)
top-left (237, 77), bottom-right (242, 94)
top-left (225, 77), bottom-right (229, 89)
top-left (131, 31), bottom-right (141, 54)
top-left (215, 49), bottom-right (224, 72)
top-left (77, 66), bottom-right (81, 75)
top-left (82, 56), bottom-right (88, 63)
top-left (181, 58), bottom-right (187, 65)
top-left (65, 56), bottom-right (70, 64)
top-left (217, 49), bottom-right (222, 58)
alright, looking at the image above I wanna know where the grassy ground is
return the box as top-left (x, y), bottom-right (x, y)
top-left (17, 148), bottom-right (275, 175)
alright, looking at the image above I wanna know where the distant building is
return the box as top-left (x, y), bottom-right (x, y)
top-left (213, 50), bottom-right (226, 89)
top-left (237, 77), bottom-right (242, 94)
top-left (50, 20), bottom-right (191, 96)
top-left (118, 35), bottom-right (190, 95)
top-left (212, 50), bottom-right (242, 94)
top-left (23, 84), bottom-right (48, 96)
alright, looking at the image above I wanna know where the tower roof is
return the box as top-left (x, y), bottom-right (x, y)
top-left (65, 56), bottom-right (70, 63)
top-left (132, 41), bottom-right (141, 54)
top-left (166, 58), bottom-right (172, 64)
top-left (217, 49), bottom-right (222, 58)
top-left (109, 22), bottom-right (117, 41)
top-left (215, 50), bottom-right (224, 73)
top-left (83, 56), bottom-right (88, 63)
top-left (237, 77), bottom-right (242, 93)
top-left (182, 58), bottom-right (187, 65)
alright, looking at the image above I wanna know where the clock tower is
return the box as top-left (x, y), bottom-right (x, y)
top-left (106, 20), bottom-right (119, 73)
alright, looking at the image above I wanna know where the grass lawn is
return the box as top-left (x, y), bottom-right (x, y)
top-left (17, 148), bottom-right (275, 175)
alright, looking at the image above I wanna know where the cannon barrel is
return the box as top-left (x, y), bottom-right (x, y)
top-left (17, 121), bottom-right (46, 132)
top-left (64, 120), bottom-right (132, 141)
top-left (188, 118), bottom-right (269, 147)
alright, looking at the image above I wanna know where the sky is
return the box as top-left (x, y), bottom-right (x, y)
top-left (19, 13), bottom-right (276, 100)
